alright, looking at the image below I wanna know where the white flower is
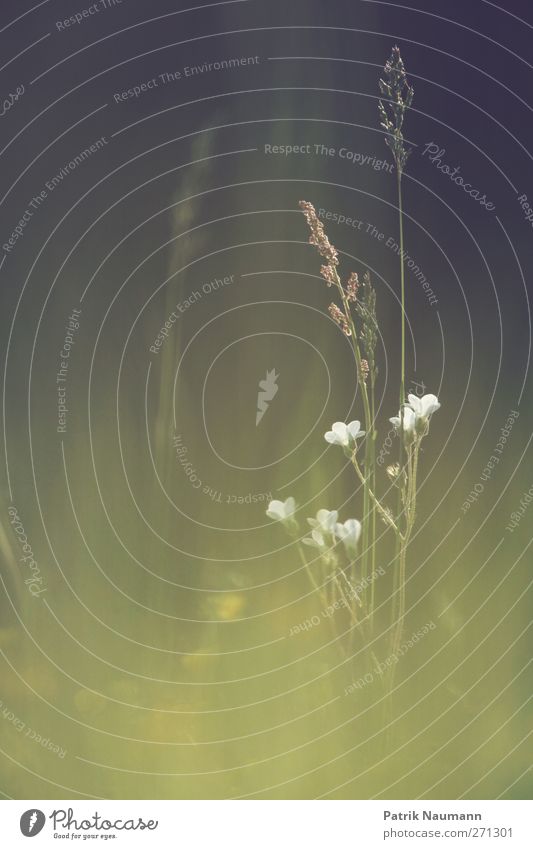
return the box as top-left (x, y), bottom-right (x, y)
top-left (266, 497), bottom-right (296, 525)
top-left (390, 393), bottom-right (440, 442)
top-left (307, 508), bottom-right (338, 535)
top-left (302, 529), bottom-right (327, 549)
top-left (389, 406), bottom-right (417, 443)
top-left (405, 393), bottom-right (440, 421)
top-left (335, 519), bottom-right (362, 555)
top-left (324, 420), bottom-right (365, 450)
top-left (303, 509), bottom-right (338, 553)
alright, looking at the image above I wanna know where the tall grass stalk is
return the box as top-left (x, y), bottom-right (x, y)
top-left (378, 45), bottom-right (415, 670)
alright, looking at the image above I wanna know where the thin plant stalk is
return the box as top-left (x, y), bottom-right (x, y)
top-left (379, 45), bottom-right (414, 661)
top-left (296, 540), bottom-right (327, 606)
top-left (332, 268), bottom-right (373, 589)
top-left (351, 453), bottom-right (402, 537)
top-left (298, 538), bottom-right (379, 675)
top-left (392, 174), bottom-right (407, 652)
top-left (369, 368), bottom-right (377, 624)
top-left (389, 437), bottom-right (421, 684)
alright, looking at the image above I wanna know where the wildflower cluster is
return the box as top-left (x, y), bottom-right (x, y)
top-left (266, 497), bottom-right (366, 628)
top-left (266, 500), bottom-right (362, 561)
top-left (265, 47), bottom-right (442, 707)
top-left (304, 509), bottom-right (361, 559)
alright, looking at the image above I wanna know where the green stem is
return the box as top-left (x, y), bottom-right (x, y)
top-left (390, 439), bottom-right (420, 668)
top-left (296, 542), bottom-right (327, 607)
top-left (397, 171), bottom-right (406, 417)
top-left (395, 538), bottom-right (408, 657)
top-left (332, 270), bottom-right (372, 440)
top-left (410, 441), bottom-right (420, 528)
top-left (351, 454), bottom-right (403, 539)
top-left (396, 448), bottom-right (412, 658)
top-left (370, 371), bottom-right (377, 625)
top-left (392, 167), bottom-right (407, 661)
top-left (333, 270), bottom-right (373, 590)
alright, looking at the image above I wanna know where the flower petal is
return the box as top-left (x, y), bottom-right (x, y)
top-left (406, 394), bottom-right (422, 415)
top-left (335, 518), bottom-right (362, 553)
top-left (403, 407), bottom-right (416, 431)
top-left (335, 522), bottom-right (348, 540)
top-left (316, 508), bottom-right (338, 531)
top-left (347, 420), bottom-right (365, 440)
top-left (266, 500), bottom-right (285, 520)
top-left (332, 422), bottom-right (348, 436)
top-left (344, 518), bottom-right (362, 541)
top-left (421, 394), bottom-right (440, 418)
top-left (283, 497), bottom-right (296, 518)
top-left (330, 422), bottom-right (349, 445)
top-left (311, 529), bottom-right (325, 547)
